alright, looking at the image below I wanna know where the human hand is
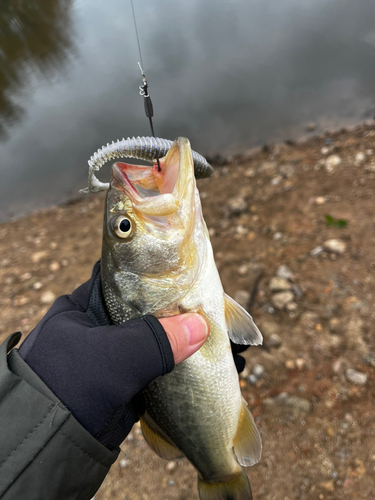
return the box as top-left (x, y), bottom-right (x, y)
top-left (158, 314), bottom-right (208, 364)
top-left (18, 262), bottom-right (208, 450)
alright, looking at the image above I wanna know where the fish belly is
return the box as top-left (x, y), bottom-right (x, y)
top-left (142, 319), bottom-right (242, 481)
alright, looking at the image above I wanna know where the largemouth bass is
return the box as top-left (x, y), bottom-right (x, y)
top-left (101, 137), bottom-right (262, 500)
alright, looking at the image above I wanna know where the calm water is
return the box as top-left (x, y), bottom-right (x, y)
top-left (1, 0), bottom-right (375, 221)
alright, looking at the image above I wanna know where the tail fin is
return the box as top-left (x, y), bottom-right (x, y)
top-left (198, 471), bottom-right (252, 500)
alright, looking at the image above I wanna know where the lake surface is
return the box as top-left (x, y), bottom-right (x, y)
top-left (1, 0), bottom-right (375, 221)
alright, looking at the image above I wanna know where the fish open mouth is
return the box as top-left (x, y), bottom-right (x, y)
top-left (111, 137), bottom-right (194, 216)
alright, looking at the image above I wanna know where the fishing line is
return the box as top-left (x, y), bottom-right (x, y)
top-left (130, 0), bottom-right (144, 70)
top-left (130, 0), bottom-right (161, 171)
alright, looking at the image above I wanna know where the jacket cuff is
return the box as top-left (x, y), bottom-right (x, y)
top-left (0, 334), bottom-right (118, 500)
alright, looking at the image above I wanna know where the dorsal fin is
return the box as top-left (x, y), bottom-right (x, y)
top-left (224, 294), bottom-right (262, 345)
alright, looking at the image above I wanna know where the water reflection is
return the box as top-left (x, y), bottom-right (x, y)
top-left (0, 0), bottom-right (374, 221)
top-left (0, 0), bottom-right (74, 137)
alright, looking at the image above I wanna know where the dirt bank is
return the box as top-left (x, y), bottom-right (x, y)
top-left (1, 123), bottom-right (375, 499)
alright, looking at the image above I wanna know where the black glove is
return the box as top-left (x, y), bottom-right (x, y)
top-left (19, 261), bottom-right (174, 450)
top-left (231, 341), bottom-right (247, 374)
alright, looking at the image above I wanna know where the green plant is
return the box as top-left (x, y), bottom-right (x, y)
top-left (324, 214), bottom-right (348, 228)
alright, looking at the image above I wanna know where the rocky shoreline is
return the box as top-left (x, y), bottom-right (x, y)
top-left (1, 122), bottom-right (375, 499)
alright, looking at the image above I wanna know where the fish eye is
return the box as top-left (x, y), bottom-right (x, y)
top-left (114, 216), bottom-right (133, 238)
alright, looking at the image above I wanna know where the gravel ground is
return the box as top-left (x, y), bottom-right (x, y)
top-left (1, 122), bottom-right (375, 500)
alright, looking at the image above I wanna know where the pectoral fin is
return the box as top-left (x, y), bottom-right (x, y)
top-left (233, 401), bottom-right (262, 467)
top-left (140, 413), bottom-right (184, 460)
top-left (224, 294), bottom-right (262, 345)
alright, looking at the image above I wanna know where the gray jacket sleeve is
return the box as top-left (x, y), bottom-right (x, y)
top-left (0, 332), bottom-right (119, 500)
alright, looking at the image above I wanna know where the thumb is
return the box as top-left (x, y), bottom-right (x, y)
top-left (158, 313), bottom-right (209, 364)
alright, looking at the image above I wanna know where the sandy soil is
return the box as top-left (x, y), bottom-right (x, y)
top-left (1, 123), bottom-right (375, 500)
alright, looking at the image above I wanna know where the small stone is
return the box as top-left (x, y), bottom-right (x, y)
top-left (19, 272), bottom-right (32, 281)
top-left (252, 364), bottom-right (265, 378)
top-left (345, 369), bottom-right (368, 385)
top-left (329, 318), bottom-right (344, 334)
top-left (13, 296), bottom-right (30, 307)
top-left (279, 164), bottom-right (295, 177)
top-left (311, 246), bottom-right (324, 257)
top-left (352, 458), bottom-right (366, 477)
top-left (248, 375), bottom-right (258, 385)
top-left (235, 225), bottom-right (248, 236)
top-left (286, 302), bottom-right (298, 312)
top-left (271, 291), bottom-right (294, 309)
top-left (49, 261), bottom-right (60, 272)
top-left (227, 196), bottom-right (247, 216)
top-left (263, 393), bottom-right (312, 415)
top-left (208, 228), bottom-right (215, 237)
top-left (273, 232), bottom-right (283, 240)
top-left (167, 480), bottom-right (175, 486)
top-left (33, 282), bottom-right (43, 290)
top-left (321, 146), bottom-right (331, 155)
top-left (291, 283), bottom-right (303, 298)
top-left (326, 427), bottom-right (334, 437)
top-left (259, 161), bottom-right (277, 173)
top-left (247, 231), bottom-right (256, 241)
top-left (40, 291), bottom-right (56, 305)
top-left (270, 175), bottom-right (282, 186)
top-left (264, 333), bottom-right (282, 349)
top-left (119, 458), bottom-right (129, 469)
top-left (332, 358), bottom-right (349, 375)
top-left (296, 358), bottom-right (307, 370)
top-left (49, 242), bottom-right (58, 249)
top-left (355, 152), bottom-right (366, 165)
top-left (285, 360), bottom-right (296, 370)
top-left (323, 239), bottom-right (346, 255)
top-left (269, 277), bottom-right (291, 292)
top-left (320, 480), bottom-right (335, 492)
top-left (31, 251), bottom-right (48, 264)
top-left (234, 290), bottom-right (250, 309)
top-left (166, 461), bottom-right (177, 472)
top-left (61, 259), bottom-right (69, 267)
top-left (237, 264), bottom-right (248, 276)
top-left (276, 269), bottom-right (293, 286)
top-left (315, 196), bottom-right (326, 205)
top-left (364, 356), bottom-right (375, 368)
top-left (244, 168), bottom-right (256, 178)
top-left (325, 155), bottom-right (342, 172)
top-left (260, 321), bottom-right (282, 348)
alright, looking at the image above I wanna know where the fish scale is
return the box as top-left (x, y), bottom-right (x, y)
top-left (142, 317), bottom-right (242, 480)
